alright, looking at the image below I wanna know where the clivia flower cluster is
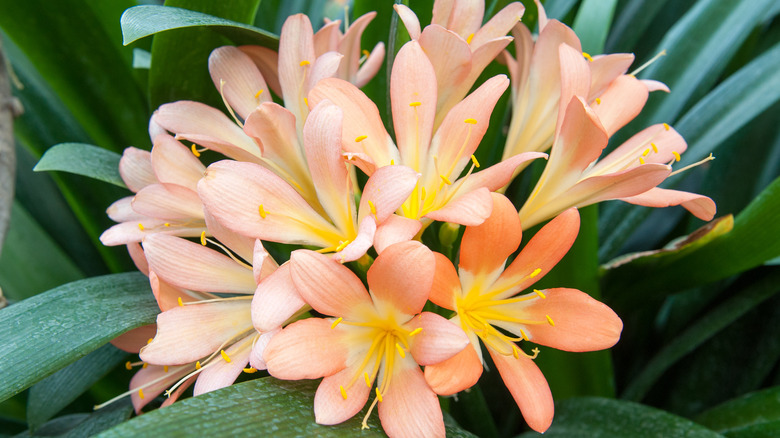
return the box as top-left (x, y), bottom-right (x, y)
top-left (99, 1), bottom-right (715, 436)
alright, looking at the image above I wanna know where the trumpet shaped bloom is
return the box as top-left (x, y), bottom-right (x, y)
top-left (264, 242), bottom-right (469, 438)
top-left (394, 0), bottom-right (525, 128)
top-left (309, 41), bottom-right (545, 228)
top-left (425, 194), bottom-right (623, 432)
top-left (100, 134), bottom-right (207, 246)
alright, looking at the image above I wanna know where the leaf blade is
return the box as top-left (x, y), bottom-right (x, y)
top-left (34, 143), bottom-right (125, 189)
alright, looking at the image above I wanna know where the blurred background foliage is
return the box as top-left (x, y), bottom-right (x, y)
top-left (0, 0), bottom-right (778, 436)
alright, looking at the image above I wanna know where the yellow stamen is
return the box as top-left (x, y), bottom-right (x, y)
top-left (368, 200), bottom-right (378, 219)
top-left (137, 223), bottom-right (145, 231)
top-left (125, 361), bottom-right (132, 370)
top-left (466, 33), bottom-right (474, 44)
top-left (395, 343), bottom-right (406, 358)
top-left (355, 135), bottom-right (367, 142)
top-left (663, 123), bottom-right (670, 131)
top-left (519, 329), bottom-right (529, 342)
top-left (164, 223), bottom-right (170, 227)
top-left (147, 338), bottom-right (154, 344)
top-left (651, 142), bottom-right (658, 153)
top-left (195, 361), bottom-right (202, 370)
top-left (164, 365), bottom-right (169, 373)
top-left (471, 154), bottom-right (480, 168)
top-left (177, 297), bottom-right (183, 307)
top-left (362, 49), bottom-right (371, 57)
top-left (582, 52), bottom-right (594, 62)
top-left (639, 157), bottom-right (646, 165)
top-left (258, 204), bottom-right (268, 219)
top-left (546, 315), bottom-right (555, 326)
top-left (340, 385), bottom-right (348, 399)
top-left (672, 151), bottom-right (681, 162)
top-left (304, 97), bottom-right (308, 107)
top-left (464, 118), bottom-right (477, 124)
top-left (390, 159), bottom-right (395, 165)
top-left (300, 60), bottom-right (310, 66)
top-left (512, 344), bottom-right (520, 359)
top-left (375, 388), bottom-right (383, 402)
top-left (529, 268), bottom-right (542, 278)
top-left (409, 101), bottom-right (421, 107)
top-left (191, 143), bottom-right (201, 157)
top-left (642, 148), bottom-right (650, 157)
top-left (409, 327), bottom-right (423, 337)
top-left (220, 350), bottom-right (232, 363)
top-left (336, 240), bottom-right (351, 252)
top-left (243, 367), bottom-right (258, 373)
top-left (595, 97), bottom-right (601, 105)
top-left (440, 174), bottom-right (452, 185)
top-left (254, 89), bottom-right (264, 98)
top-left (331, 317), bottom-right (343, 329)
top-left (138, 389), bottom-right (145, 399)
top-left (364, 372), bottom-right (371, 388)
top-left (534, 289), bottom-right (546, 299)
top-left (670, 153), bottom-right (715, 176)
top-left (142, 363), bottom-right (148, 369)
top-left (200, 231), bottom-right (207, 246)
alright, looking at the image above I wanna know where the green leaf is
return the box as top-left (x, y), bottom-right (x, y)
top-left (148, 0), bottom-right (262, 110)
top-left (132, 49), bottom-right (151, 69)
top-left (697, 386), bottom-right (780, 437)
top-left (34, 143), bottom-right (125, 189)
top-left (572, 0), bottom-right (619, 54)
top-left (517, 397), bottom-right (724, 437)
top-left (120, 5), bottom-right (277, 47)
top-left (0, 272), bottom-right (158, 402)
top-left (16, 401), bottom-right (133, 438)
top-left (605, 0), bottom-right (674, 53)
top-left (0, 202), bottom-right (83, 301)
top-left (27, 344), bottom-right (128, 429)
top-left (602, 175), bottom-right (780, 302)
top-left (620, 268), bottom-right (780, 402)
top-left (97, 377), bottom-right (476, 437)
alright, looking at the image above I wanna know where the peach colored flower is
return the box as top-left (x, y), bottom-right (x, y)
top-left (425, 193), bottom-right (623, 433)
top-left (264, 242), bottom-right (469, 438)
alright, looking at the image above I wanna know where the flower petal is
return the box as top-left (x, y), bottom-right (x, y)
top-left (336, 12), bottom-right (377, 83)
top-left (429, 252), bottom-right (460, 310)
top-left (378, 360), bottom-right (445, 438)
top-left (279, 14), bottom-right (315, 124)
top-left (132, 183), bottom-right (204, 221)
top-left (193, 334), bottom-right (254, 395)
top-left (208, 46), bottom-right (271, 121)
top-left (521, 288), bottom-right (623, 351)
top-left (119, 147), bottom-right (155, 192)
top-left (367, 241), bottom-right (434, 316)
top-left (130, 365), bottom-right (190, 413)
top-left (358, 164), bottom-right (420, 225)
top-left (592, 74), bottom-right (649, 137)
top-left (335, 216), bottom-right (376, 263)
top-left (249, 328), bottom-right (280, 370)
top-left (239, 45), bottom-right (282, 96)
top-left (251, 263), bottom-right (306, 332)
top-left (314, 363), bottom-right (372, 425)
top-left (290, 249), bottom-right (372, 318)
top-left (111, 324), bottom-right (158, 353)
top-left (620, 187), bottom-right (716, 221)
top-left (489, 349), bottom-right (553, 433)
top-left (456, 152), bottom-right (547, 194)
top-left (424, 186), bottom-right (493, 226)
top-left (355, 42), bottom-right (385, 88)
top-left (373, 215), bottom-right (422, 255)
top-left (459, 193), bottom-right (522, 276)
top-left (424, 342), bottom-right (482, 395)
top-left (409, 312), bottom-right (469, 366)
top-left (264, 318), bottom-right (347, 380)
top-left (393, 4), bottom-right (421, 40)
top-left (150, 134), bottom-right (205, 191)
top-left (470, 2), bottom-right (525, 49)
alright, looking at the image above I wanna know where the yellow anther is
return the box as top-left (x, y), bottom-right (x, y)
top-left (138, 389), bottom-right (145, 399)
top-left (375, 388), bottom-right (383, 402)
top-left (639, 157), bottom-right (646, 165)
top-left (466, 33), bottom-right (474, 44)
top-left (529, 268), bottom-right (542, 278)
top-left (531, 347), bottom-right (540, 358)
top-left (125, 361), bottom-right (132, 370)
top-left (390, 159), bottom-right (395, 165)
top-left (464, 118), bottom-right (477, 124)
top-left (519, 329), bottom-right (529, 342)
top-left (195, 361), bottom-right (202, 370)
top-left (355, 135), bottom-right (368, 142)
top-left (595, 98), bottom-right (602, 105)
top-left (672, 151), bottom-right (681, 162)
top-left (663, 123), bottom-right (670, 131)
top-left (395, 343), bottom-right (406, 358)
top-left (651, 143), bottom-right (658, 153)
top-left (142, 362), bottom-right (148, 369)
top-left (642, 148), bottom-right (650, 157)
top-left (190, 143), bottom-right (201, 158)
top-left (409, 327), bottom-right (423, 337)
top-left (470, 154), bottom-right (480, 168)
top-left (362, 49), bottom-right (371, 57)
top-left (340, 385), bottom-right (348, 399)
top-left (243, 367), bottom-right (258, 373)
top-left (200, 231), bottom-right (207, 246)
top-left (258, 204), bottom-right (268, 219)
top-left (512, 345), bottom-right (520, 359)
top-left (331, 317), bottom-right (343, 329)
top-left (137, 223), bottom-right (145, 231)
top-left (304, 97), bottom-right (308, 106)
top-left (177, 297), bottom-right (183, 307)
top-left (164, 365), bottom-right (169, 373)
top-left (364, 372), bottom-right (371, 388)
top-left (368, 200), bottom-right (377, 218)
top-left (627, 74), bottom-right (636, 79)
top-left (440, 174), bottom-right (452, 185)
top-left (409, 101), bottom-right (422, 107)
top-left (300, 60), bottom-right (310, 66)
top-left (582, 52), bottom-right (594, 62)
top-left (254, 89), bottom-right (264, 98)
top-left (534, 289), bottom-right (546, 299)
top-left (220, 350), bottom-right (232, 363)
top-left (336, 240), bottom-right (351, 252)
top-left (546, 315), bottom-right (555, 326)
top-left (147, 338), bottom-right (154, 344)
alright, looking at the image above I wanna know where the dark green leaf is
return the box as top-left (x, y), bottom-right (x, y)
top-left (517, 397), bottom-right (724, 437)
top-left (15, 401), bottom-right (132, 438)
top-left (571, 0), bottom-right (618, 54)
top-left (34, 143), bottom-right (125, 189)
top-left (0, 272), bottom-right (158, 402)
top-left (97, 377), bottom-right (476, 437)
top-left (697, 386), bottom-right (780, 436)
top-left (544, 0), bottom-right (578, 21)
top-left (120, 5), bottom-right (277, 47)
top-left (605, 0), bottom-right (674, 53)
top-left (27, 344), bottom-right (128, 429)
top-left (620, 268), bottom-right (780, 401)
